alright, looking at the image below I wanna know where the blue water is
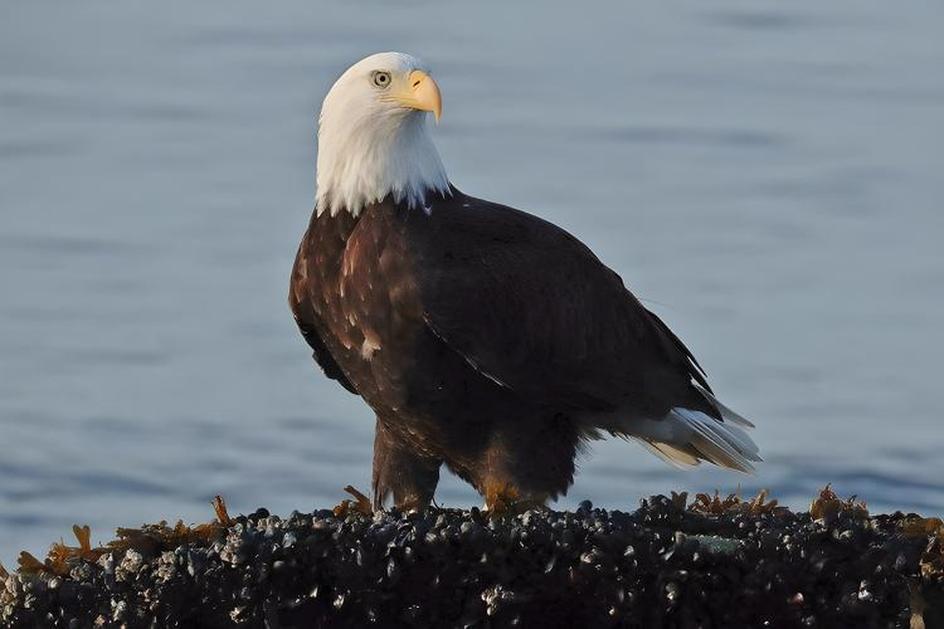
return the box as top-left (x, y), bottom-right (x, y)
top-left (1, 1), bottom-right (943, 563)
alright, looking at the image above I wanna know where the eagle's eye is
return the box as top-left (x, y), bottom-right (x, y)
top-left (371, 71), bottom-right (391, 88)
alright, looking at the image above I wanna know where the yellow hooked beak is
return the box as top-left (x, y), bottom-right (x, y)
top-left (392, 70), bottom-right (442, 123)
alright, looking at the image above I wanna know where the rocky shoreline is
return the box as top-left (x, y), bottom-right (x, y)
top-left (2, 487), bottom-right (942, 628)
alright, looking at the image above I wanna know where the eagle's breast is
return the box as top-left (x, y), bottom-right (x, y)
top-left (297, 202), bottom-right (431, 414)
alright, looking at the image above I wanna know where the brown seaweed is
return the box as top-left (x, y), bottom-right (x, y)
top-left (333, 485), bottom-right (373, 518)
top-left (809, 483), bottom-right (869, 522)
top-left (13, 496), bottom-right (234, 577)
top-left (689, 488), bottom-right (788, 516)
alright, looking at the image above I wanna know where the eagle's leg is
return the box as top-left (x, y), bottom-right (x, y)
top-left (372, 416), bottom-right (442, 511)
top-left (478, 414), bottom-right (579, 514)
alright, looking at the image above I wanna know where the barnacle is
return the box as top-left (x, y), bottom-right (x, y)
top-left (4, 489), bottom-right (943, 625)
top-left (809, 484), bottom-right (868, 521)
top-left (922, 534), bottom-right (944, 581)
top-left (333, 485), bottom-right (373, 518)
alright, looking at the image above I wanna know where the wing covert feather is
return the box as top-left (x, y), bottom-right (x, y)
top-left (408, 195), bottom-right (704, 415)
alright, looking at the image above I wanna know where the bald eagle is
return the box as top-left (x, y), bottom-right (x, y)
top-left (290, 52), bottom-right (760, 511)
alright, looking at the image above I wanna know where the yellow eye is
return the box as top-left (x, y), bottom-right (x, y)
top-left (372, 71), bottom-right (391, 88)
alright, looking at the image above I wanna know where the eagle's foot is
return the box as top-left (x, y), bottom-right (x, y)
top-left (392, 495), bottom-right (436, 514)
top-left (483, 481), bottom-right (547, 517)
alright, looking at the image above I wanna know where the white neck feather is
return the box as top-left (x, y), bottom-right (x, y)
top-left (315, 107), bottom-right (450, 218)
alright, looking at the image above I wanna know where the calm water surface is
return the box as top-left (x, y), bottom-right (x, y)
top-left (1, 1), bottom-right (943, 561)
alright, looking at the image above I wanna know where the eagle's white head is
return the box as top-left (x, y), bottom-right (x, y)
top-left (315, 52), bottom-right (450, 217)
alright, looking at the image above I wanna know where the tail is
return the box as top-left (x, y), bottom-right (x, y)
top-left (632, 386), bottom-right (761, 473)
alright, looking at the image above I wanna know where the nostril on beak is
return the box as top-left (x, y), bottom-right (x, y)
top-left (412, 79), bottom-right (422, 88)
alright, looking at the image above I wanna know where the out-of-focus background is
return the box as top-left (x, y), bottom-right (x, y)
top-left (1, 1), bottom-right (942, 562)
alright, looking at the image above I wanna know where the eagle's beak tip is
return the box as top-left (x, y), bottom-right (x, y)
top-left (407, 69), bottom-right (442, 124)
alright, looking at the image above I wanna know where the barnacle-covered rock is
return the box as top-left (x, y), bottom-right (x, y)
top-left (0, 488), bottom-right (941, 627)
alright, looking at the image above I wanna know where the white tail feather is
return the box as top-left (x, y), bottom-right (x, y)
top-left (631, 405), bottom-right (761, 474)
top-left (637, 439), bottom-right (701, 469)
top-left (694, 384), bottom-right (755, 428)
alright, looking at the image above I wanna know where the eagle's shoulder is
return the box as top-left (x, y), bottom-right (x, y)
top-left (416, 191), bottom-right (597, 253)
top-left (402, 190), bottom-right (614, 291)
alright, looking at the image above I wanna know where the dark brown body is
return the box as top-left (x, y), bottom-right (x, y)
top-left (290, 187), bottom-right (717, 509)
